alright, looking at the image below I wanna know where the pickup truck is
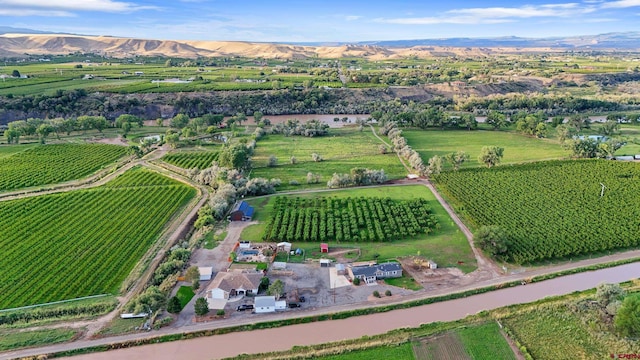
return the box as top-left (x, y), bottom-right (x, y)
top-left (236, 304), bottom-right (254, 311)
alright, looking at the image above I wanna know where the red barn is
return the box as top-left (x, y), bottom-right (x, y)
top-left (320, 243), bottom-right (329, 253)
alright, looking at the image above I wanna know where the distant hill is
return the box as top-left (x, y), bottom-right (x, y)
top-left (0, 26), bottom-right (62, 35)
top-left (357, 32), bottom-right (640, 49)
top-left (0, 32), bottom-right (639, 59)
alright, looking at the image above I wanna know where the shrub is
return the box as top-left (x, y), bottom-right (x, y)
top-left (311, 153), bottom-right (323, 162)
top-left (216, 309), bottom-right (225, 316)
top-left (194, 297), bottom-right (209, 316)
top-left (373, 291), bottom-right (381, 298)
top-left (167, 296), bottom-right (181, 314)
top-left (385, 290), bottom-right (392, 296)
top-left (267, 155), bottom-right (277, 167)
top-left (353, 277), bottom-right (360, 286)
top-left (289, 180), bottom-right (300, 186)
top-left (290, 156), bottom-right (297, 164)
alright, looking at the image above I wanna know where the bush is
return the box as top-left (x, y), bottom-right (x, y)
top-left (311, 153), bottom-right (323, 162)
top-left (373, 291), bottom-right (381, 298)
top-left (194, 297), bottom-right (209, 316)
top-left (216, 309), bottom-right (225, 316)
top-left (167, 296), bottom-right (181, 314)
top-left (353, 277), bottom-right (361, 286)
top-left (385, 290), bottom-right (392, 296)
top-left (267, 155), bottom-right (277, 167)
top-left (192, 279), bottom-right (200, 291)
top-left (289, 180), bottom-right (300, 186)
top-left (290, 156), bottom-right (297, 164)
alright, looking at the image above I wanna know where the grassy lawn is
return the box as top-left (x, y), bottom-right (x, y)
top-left (241, 185), bottom-right (477, 273)
top-left (176, 286), bottom-right (195, 309)
top-left (384, 275), bottom-right (423, 291)
top-left (457, 322), bottom-right (516, 360)
top-left (203, 230), bottom-right (227, 250)
top-left (0, 328), bottom-right (79, 351)
top-left (318, 342), bottom-right (415, 359)
top-left (404, 129), bottom-right (569, 169)
top-left (251, 127), bottom-right (407, 190)
top-left (0, 144), bottom-right (38, 158)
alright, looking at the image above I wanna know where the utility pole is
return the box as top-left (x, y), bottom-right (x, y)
top-left (600, 183), bottom-right (607, 197)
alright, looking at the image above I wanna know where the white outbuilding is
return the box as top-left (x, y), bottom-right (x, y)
top-left (199, 267), bottom-right (213, 281)
top-left (254, 296), bottom-right (276, 313)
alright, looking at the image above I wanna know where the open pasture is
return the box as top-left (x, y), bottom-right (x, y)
top-left (0, 167), bottom-right (196, 309)
top-left (250, 127), bottom-right (407, 189)
top-left (404, 129), bottom-right (569, 169)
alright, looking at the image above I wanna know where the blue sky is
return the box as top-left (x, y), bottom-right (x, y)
top-left (2, 0), bottom-right (640, 42)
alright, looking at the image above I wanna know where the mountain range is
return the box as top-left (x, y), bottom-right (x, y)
top-left (1, 27), bottom-right (640, 59)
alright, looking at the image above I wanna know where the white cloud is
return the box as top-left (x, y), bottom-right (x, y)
top-left (601, 0), bottom-right (640, 8)
top-left (0, 8), bottom-right (74, 16)
top-left (345, 15), bottom-right (362, 21)
top-left (0, 0), bottom-right (157, 13)
top-left (378, 2), bottom-right (597, 25)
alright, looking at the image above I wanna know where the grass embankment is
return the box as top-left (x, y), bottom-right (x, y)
top-left (404, 129), bottom-right (569, 170)
top-left (251, 128), bottom-right (407, 190)
top-left (0, 328), bottom-right (80, 352)
top-left (241, 185), bottom-right (477, 273)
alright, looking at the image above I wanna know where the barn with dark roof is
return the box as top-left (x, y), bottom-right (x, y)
top-left (229, 201), bottom-right (254, 221)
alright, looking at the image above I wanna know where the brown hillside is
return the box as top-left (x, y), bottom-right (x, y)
top-left (0, 33), bottom-right (562, 59)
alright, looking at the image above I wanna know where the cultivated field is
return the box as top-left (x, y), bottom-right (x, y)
top-left (436, 160), bottom-right (640, 263)
top-left (261, 196), bottom-right (439, 243)
top-left (251, 127), bottom-right (407, 189)
top-left (404, 129), bottom-right (569, 169)
top-left (242, 185), bottom-right (477, 272)
top-left (161, 150), bottom-right (219, 169)
top-left (0, 143), bottom-right (127, 191)
top-left (0, 167), bottom-right (196, 309)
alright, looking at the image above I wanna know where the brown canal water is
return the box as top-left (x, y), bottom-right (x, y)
top-left (69, 262), bottom-right (640, 360)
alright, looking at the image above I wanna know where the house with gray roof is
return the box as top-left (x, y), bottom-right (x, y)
top-left (350, 262), bottom-right (402, 285)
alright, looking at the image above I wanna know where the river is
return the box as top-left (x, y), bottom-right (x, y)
top-left (64, 262), bottom-right (640, 360)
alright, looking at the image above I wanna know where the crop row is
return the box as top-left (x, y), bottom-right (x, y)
top-left (261, 196), bottom-right (438, 243)
top-left (162, 151), bottom-right (219, 169)
top-left (435, 160), bottom-right (640, 263)
top-left (0, 168), bottom-right (196, 309)
top-left (0, 144), bottom-right (127, 192)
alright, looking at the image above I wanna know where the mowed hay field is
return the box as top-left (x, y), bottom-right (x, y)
top-left (0, 144), bottom-right (127, 192)
top-left (0, 167), bottom-right (196, 309)
top-left (242, 185), bottom-right (477, 272)
top-left (404, 129), bottom-right (569, 169)
top-left (250, 128), bottom-right (407, 189)
top-left (435, 160), bottom-right (640, 264)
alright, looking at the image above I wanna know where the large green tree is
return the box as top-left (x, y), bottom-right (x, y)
top-left (478, 146), bottom-right (504, 168)
top-left (194, 297), bottom-right (210, 316)
top-left (615, 293), bottom-right (640, 338)
top-left (474, 225), bottom-right (510, 259)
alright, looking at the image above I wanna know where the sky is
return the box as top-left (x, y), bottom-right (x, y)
top-left (2, 0), bottom-right (640, 42)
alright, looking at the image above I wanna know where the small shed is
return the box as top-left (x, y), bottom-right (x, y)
top-left (272, 262), bottom-right (287, 270)
top-left (428, 260), bottom-right (438, 269)
top-left (277, 242), bottom-right (292, 252)
top-left (275, 300), bottom-right (287, 311)
top-left (238, 241), bottom-right (251, 249)
top-left (198, 267), bottom-right (213, 281)
top-left (320, 243), bottom-right (329, 253)
top-left (229, 201), bottom-right (255, 221)
top-left (336, 263), bottom-right (346, 275)
top-left (254, 296), bottom-right (276, 313)
top-left (407, 174), bottom-right (419, 180)
top-left (320, 259), bottom-right (331, 267)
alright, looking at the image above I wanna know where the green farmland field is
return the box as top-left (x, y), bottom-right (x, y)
top-left (242, 185), bottom-right (477, 272)
top-left (0, 167), bottom-right (196, 309)
top-left (251, 128), bottom-right (407, 189)
top-left (162, 150), bottom-right (219, 169)
top-left (0, 144), bottom-right (127, 192)
top-left (404, 129), bottom-right (569, 169)
top-left (436, 160), bottom-right (640, 263)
